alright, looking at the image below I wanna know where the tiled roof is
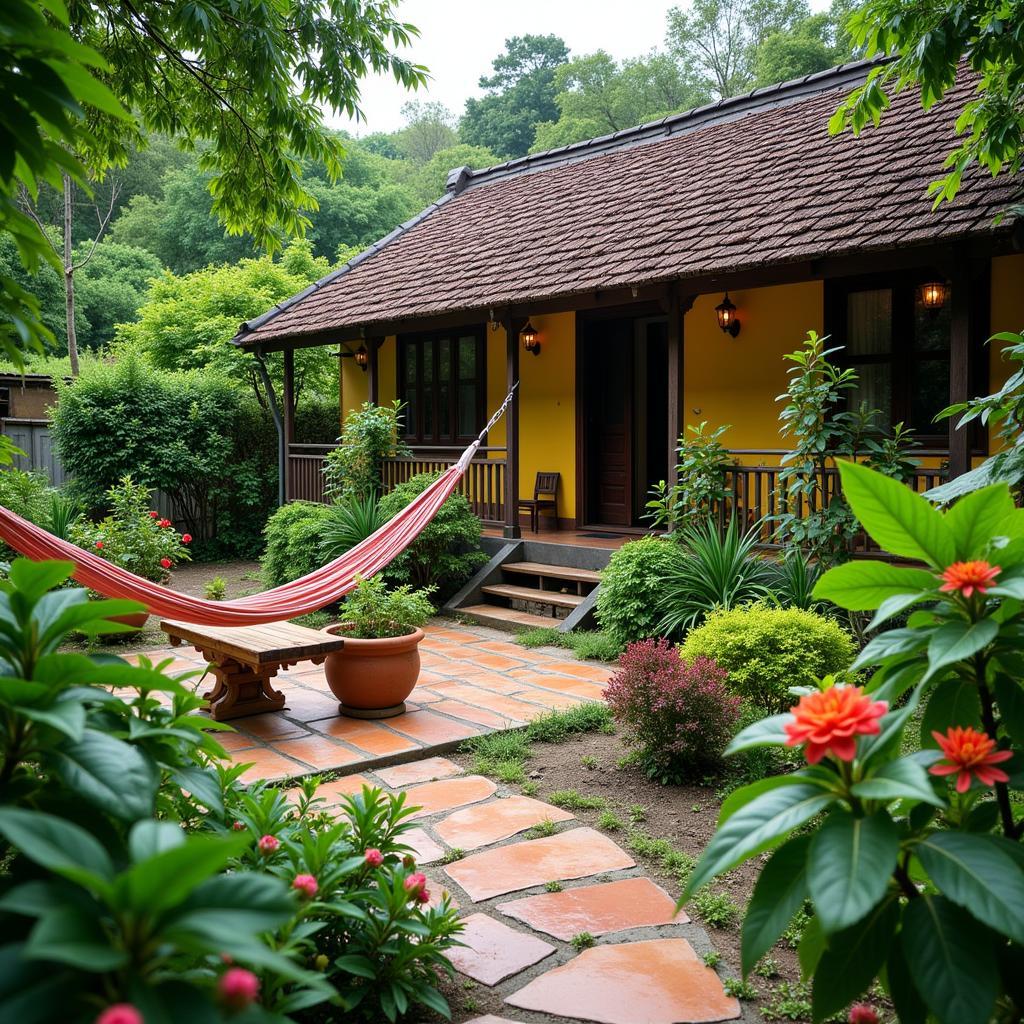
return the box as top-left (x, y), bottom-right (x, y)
top-left (236, 61), bottom-right (1018, 347)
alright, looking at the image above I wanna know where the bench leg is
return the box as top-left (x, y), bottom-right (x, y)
top-left (204, 658), bottom-right (286, 721)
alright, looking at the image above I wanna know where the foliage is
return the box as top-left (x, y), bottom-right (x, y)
top-left (74, 241), bottom-right (162, 349)
top-left (320, 494), bottom-right (386, 562)
top-left (753, 5), bottom-right (857, 87)
top-left (515, 626), bottom-right (623, 662)
top-left (261, 501), bottom-right (336, 589)
top-left (645, 421), bottom-right (734, 532)
top-left (605, 638), bottom-right (740, 784)
top-left (657, 518), bottom-right (775, 637)
top-left (376, 474), bottom-right (486, 600)
top-left (525, 702), bottom-right (614, 743)
top-left (325, 401), bottom-right (411, 502)
top-left (680, 602), bottom-right (855, 713)
top-left (830, 0), bottom-right (1024, 209)
top-left (339, 574), bottom-right (434, 640)
top-left (204, 576), bottom-right (227, 601)
top-left (595, 537), bottom-right (687, 647)
top-left (404, 143), bottom-right (500, 206)
top-left (930, 331), bottom-right (1024, 503)
top-left (70, 476), bottom-right (190, 582)
top-left (460, 35), bottom-right (569, 158)
top-left (396, 101), bottom-right (459, 163)
top-left (764, 549), bottom-right (827, 612)
top-left (690, 462), bottom-right (1024, 1024)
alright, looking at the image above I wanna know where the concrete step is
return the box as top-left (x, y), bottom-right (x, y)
top-left (482, 584), bottom-right (585, 609)
top-left (502, 561), bottom-right (602, 585)
top-left (458, 604), bottom-right (559, 632)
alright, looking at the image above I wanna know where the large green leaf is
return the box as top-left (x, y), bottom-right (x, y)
top-left (851, 756), bottom-right (945, 807)
top-left (807, 810), bottom-right (898, 934)
top-left (811, 897), bottom-right (899, 1023)
top-left (686, 784), bottom-right (835, 896)
top-left (900, 894), bottom-right (998, 1024)
top-left (915, 832), bottom-right (1024, 944)
top-left (812, 561), bottom-right (935, 611)
top-left (921, 676), bottom-right (982, 745)
top-left (7, 560), bottom-right (75, 602)
top-left (51, 728), bottom-right (159, 821)
top-left (0, 808), bottom-right (112, 892)
top-left (717, 771), bottom-right (827, 825)
top-left (25, 906), bottom-right (127, 971)
top-left (0, 944), bottom-right (79, 1024)
top-left (170, 765), bottom-right (225, 816)
top-left (851, 627), bottom-right (929, 671)
top-left (885, 938), bottom-right (927, 1024)
top-left (165, 873), bottom-right (294, 943)
top-left (926, 619), bottom-right (998, 679)
top-left (741, 835), bottom-right (810, 976)
top-left (944, 484), bottom-right (1019, 560)
top-left (724, 713), bottom-right (793, 756)
top-left (837, 460), bottom-right (955, 568)
top-left (19, 699), bottom-right (85, 741)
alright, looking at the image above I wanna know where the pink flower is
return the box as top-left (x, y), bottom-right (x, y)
top-left (231, 820), bottom-right (245, 832)
top-left (364, 848), bottom-right (384, 867)
top-left (403, 872), bottom-right (427, 902)
top-left (181, 533), bottom-right (192, 544)
top-left (848, 1005), bottom-right (879, 1024)
top-left (96, 1006), bottom-right (143, 1024)
top-left (292, 873), bottom-right (318, 898)
top-left (158, 518), bottom-right (171, 529)
top-left (939, 560), bottom-right (1000, 599)
top-left (160, 558), bottom-right (172, 569)
top-left (257, 834), bottom-right (280, 855)
top-left (218, 967), bottom-right (259, 1010)
top-left (416, 888), bottom-right (431, 905)
top-left (94, 540), bottom-right (104, 550)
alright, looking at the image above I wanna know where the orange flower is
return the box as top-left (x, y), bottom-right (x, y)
top-left (784, 685), bottom-right (888, 764)
top-left (939, 560), bottom-right (1000, 599)
top-left (929, 725), bottom-right (1012, 793)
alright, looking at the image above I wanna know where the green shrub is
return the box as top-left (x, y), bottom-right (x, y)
top-left (514, 626), bottom-right (622, 662)
top-left (340, 574), bottom-right (435, 639)
top-left (377, 473), bottom-right (486, 600)
top-left (0, 468), bottom-right (54, 561)
top-left (261, 500), bottom-right (336, 587)
top-left (320, 493), bottom-right (385, 561)
top-left (595, 537), bottom-right (686, 646)
top-left (679, 602), bottom-right (855, 713)
top-left (325, 400), bottom-right (410, 501)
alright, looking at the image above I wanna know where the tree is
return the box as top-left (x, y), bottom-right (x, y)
top-left (75, 241), bottom-right (162, 349)
top-left (753, 1), bottom-right (859, 87)
top-left (405, 144), bottom-right (500, 205)
top-left (460, 35), bottom-right (570, 158)
top-left (830, 0), bottom-right (1024, 207)
top-left (666, 0), bottom-right (811, 98)
top-left (397, 102), bottom-right (458, 164)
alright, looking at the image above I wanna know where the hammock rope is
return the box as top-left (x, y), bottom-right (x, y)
top-left (0, 385), bottom-right (519, 626)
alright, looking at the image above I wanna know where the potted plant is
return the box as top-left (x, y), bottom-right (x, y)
top-left (322, 574), bottom-right (434, 718)
top-left (70, 476), bottom-right (191, 628)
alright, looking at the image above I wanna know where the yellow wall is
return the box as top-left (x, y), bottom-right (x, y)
top-left (683, 282), bottom-right (824, 459)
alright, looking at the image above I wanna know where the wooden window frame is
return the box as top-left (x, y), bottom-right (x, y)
top-left (396, 326), bottom-right (487, 447)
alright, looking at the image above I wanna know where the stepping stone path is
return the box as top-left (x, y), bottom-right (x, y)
top-left (302, 754), bottom-right (744, 1023)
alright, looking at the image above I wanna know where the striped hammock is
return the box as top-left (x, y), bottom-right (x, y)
top-left (0, 387), bottom-right (517, 626)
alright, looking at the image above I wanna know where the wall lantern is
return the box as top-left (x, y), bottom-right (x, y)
top-left (715, 293), bottom-right (741, 338)
top-left (520, 320), bottom-right (541, 356)
top-left (920, 280), bottom-right (948, 311)
top-left (354, 344), bottom-right (369, 371)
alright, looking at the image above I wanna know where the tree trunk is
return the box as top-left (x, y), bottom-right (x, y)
top-left (62, 173), bottom-right (80, 377)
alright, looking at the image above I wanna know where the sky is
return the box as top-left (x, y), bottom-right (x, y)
top-left (328, 0), bottom-right (830, 137)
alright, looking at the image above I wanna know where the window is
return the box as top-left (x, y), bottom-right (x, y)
top-left (828, 272), bottom-right (955, 447)
top-left (397, 327), bottom-right (486, 445)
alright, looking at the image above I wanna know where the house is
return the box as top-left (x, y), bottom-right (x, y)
top-left (232, 59), bottom-right (1023, 624)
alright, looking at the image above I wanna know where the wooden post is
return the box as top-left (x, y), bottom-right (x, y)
top-left (368, 337), bottom-right (381, 406)
top-left (282, 347), bottom-right (295, 501)
top-left (504, 315), bottom-right (523, 539)
top-left (666, 287), bottom-right (695, 488)
top-left (948, 262), bottom-right (970, 480)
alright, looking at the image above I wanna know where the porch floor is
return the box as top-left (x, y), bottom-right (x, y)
top-left (482, 526), bottom-right (638, 550)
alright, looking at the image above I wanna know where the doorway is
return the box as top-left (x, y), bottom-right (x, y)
top-left (579, 313), bottom-right (668, 528)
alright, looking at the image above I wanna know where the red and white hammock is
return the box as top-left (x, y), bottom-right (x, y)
top-left (0, 387), bottom-right (517, 626)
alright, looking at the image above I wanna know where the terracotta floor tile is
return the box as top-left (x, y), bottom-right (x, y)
top-left (429, 699), bottom-right (522, 729)
top-left (402, 827), bottom-right (445, 865)
top-left (309, 717), bottom-right (419, 756)
top-left (505, 938), bottom-right (740, 1024)
top-left (272, 735), bottom-right (362, 770)
top-left (498, 877), bottom-right (688, 940)
top-left (375, 756), bottom-right (464, 788)
top-left (445, 828), bottom-right (635, 901)
top-left (415, 669), bottom-right (449, 684)
top-left (471, 653), bottom-right (524, 671)
top-left (386, 709), bottom-right (480, 745)
top-left (425, 628), bottom-right (486, 644)
top-left (410, 689), bottom-right (442, 704)
top-left (436, 796), bottom-right (574, 850)
top-left (463, 1018), bottom-right (518, 1024)
top-left (448, 913), bottom-right (555, 986)
top-left (433, 686), bottom-right (548, 721)
top-left (475, 640), bottom-right (533, 657)
top-left (236, 715), bottom-right (310, 741)
top-left (311, 774), bottom-right (374, 803)
top-left (509, 672), bottom-right (591, 694)
top-left (427, 660), bottom-right (491, 679)
top-left (456, 672), bottom-right (531, 695)
top-left (216, 732), bottom-right (262, 753)
top-left (542, 661), bottom-right (613, 682)
top-left (560, 681), bottom-right (607, 700)
top-left (404, 776), bottom-right (497, 819)
top-left (516, 690), bottom-right (585, 710)
top-left (280, 691), bottom-right (345, 722)
top-left (235, 748), bottom-right (305, 784)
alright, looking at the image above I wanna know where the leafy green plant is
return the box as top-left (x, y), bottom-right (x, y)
top-left (764, 549), bottom-right (826, 611)
top-left (571, 932), bottom-right (596, 950)
top-left (580, 754), bottom-right (598, 769)
top-left (544, 880), bottom-right (563, 893)
top-left (528, 819), bottom-right (558, 839)
top-left (204, 575), bottom-right (227, 600)
top-left (515, 626), bottom-right (622, 662)
top-left (679, 603), bottom-right (855, 713)
top-left (547, 790), bottom-right (607, 811)
top-left (339, 574), bottom-right (434, 639)
top-left (687, 461), bottom-right (1024, 1024)
top-left (0, 469), bottom-right (56, 563)
top-left (597, 810), bottom-right (623, 831)
top-left (595, 536), bottom-right (687, 646)
top-left (692, 886), bottom-right (740, 928)
top-left (657, 517), bottom-right (774, 637)
top-left (525, 703), bottom-right (613, 742)
top-left (377, 473), bottom-right (486, 600)
top-left (320, 493), bottom-right (385, 561)
top-left (325, 401), bottom-right (411, 501)
top-left (46, 491), bottom-right (81, 540)
top-left (261, 500), bottom-right (336, 588)
top-left (645, 421), bottom-right (734, 531)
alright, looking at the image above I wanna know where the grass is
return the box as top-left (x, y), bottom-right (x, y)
top-left (544, 880), bottom-right (563, 893)
top-left (692, 887), bottom-right (740, 928)
top-left (628, 804), bottom-right (647, 823)
top-left (441, 848), bottom-right (465, 864)
top-left (702, 951), bottom-right (722, 968)
top-left (528, 819), bottom-right (558, 839)
top-left (547, 789), bottom-right (607, 811)
top-left (515, 627), bottom-right (623, 663)
top-left (580, 754), bottom-right (598, 769)
top-left (520, 780), bottom-right (539, 796)
top-left (571, 932), bottom-right (596, 950)
top-left (526, 702), bottom-right (614, 742)
top-left (597, 810), bottom-right (623, 831)
top-left (463, 730), bottom-right (531, 781)
top-left (290, 610), bottom-right (334, 630)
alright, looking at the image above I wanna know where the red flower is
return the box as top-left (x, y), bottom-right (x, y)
top-left (231, 820), bottom-right (246, 832)
top-left (160, 557), bottom-right (172, 570)
top-left (96, 1005), bottom-right (144, 1024)
top-left (257, 834), bottom-right (280, 855)
top-left (218, 967), bottom-right (259, 1009)
top-left (181, 533), bottom-right (192, 544)
top-left (94, 540), bottom-right (104, 550)
top-left (416, 888), bottom-right (431, 905)
top-left (158, 518), bottom-right (171, 528)
top-left (148, 510), bottom-right (159, 519)
top-left (784, 685), bottom-right (888, 764)
top-left (929, 725), bottom-right (1012, 793)
top-left (364, 848), bottom-right (384, 867)
top-left (848, 1005), bottom-right (879, 1024)
top-left (402, 854), bottom-right (416, 869)
top-left (939, 560), bottom-right (1000, 599)
top-left (292, 873), bottom-right (318, 898)
top-left (403, 872), bottom-right (427, 902)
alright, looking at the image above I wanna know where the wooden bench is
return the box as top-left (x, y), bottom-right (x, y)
top-left (160, 619), bottom-right (345, 721)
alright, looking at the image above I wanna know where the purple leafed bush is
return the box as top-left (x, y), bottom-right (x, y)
top-left (605, 638), bottom-right (740, 785)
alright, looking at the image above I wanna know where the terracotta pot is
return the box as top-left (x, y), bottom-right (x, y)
top-left (109, 612), bottom-right (149, 629)
top-left (322, 624), bottom-right (424, 719)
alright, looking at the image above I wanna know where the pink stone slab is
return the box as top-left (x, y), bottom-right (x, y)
top-left (402, 827), bottom-right (445, 865)
top-left (374, 756), bottom-right (464, 788)
top-left (447, 913), bottom-right (555, 986)
top-left (404, 776), bottom-right (497, 820)
top-left (497, 876), bottom-right (688, 940)
top-left (436, 796), bottom-right (574, 850)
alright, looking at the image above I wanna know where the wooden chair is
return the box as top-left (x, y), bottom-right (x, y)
top-left (519, 472), bottom-right (560, 533)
